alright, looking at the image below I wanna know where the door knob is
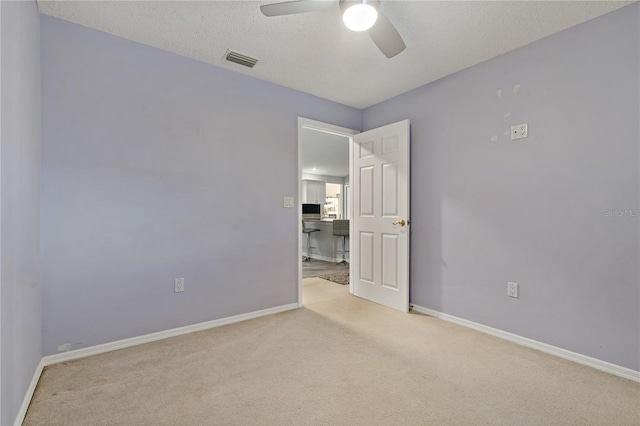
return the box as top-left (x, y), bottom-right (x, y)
top-left (392, 220), bottom-right (406, 227)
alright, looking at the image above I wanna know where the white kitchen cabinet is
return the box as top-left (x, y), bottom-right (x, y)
top-left (302, 180), bottom-right (326, 204)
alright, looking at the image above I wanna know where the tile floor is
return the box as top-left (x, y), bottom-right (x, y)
top-left (301, 258), bottom-right (349, 279)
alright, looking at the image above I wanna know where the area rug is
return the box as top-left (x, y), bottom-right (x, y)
top-left (318, 272), bottom-right (349, 285)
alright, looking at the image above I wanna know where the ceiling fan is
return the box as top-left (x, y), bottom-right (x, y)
top-left (260, 0), bottom-right (406, 58)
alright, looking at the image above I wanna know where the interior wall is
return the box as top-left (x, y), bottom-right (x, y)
top-left (0, 1), bottom-right (42, 424)
top-left (363, 4), bottom-right (640, 370)
top-left (40, 16), bottom-right (361, 356)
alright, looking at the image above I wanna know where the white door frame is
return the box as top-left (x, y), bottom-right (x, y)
top-left (297, 117), bottom-right (359, 307)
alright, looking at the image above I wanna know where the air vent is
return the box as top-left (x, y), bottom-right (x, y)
top-left (225, 50), bottom-right (259, 68)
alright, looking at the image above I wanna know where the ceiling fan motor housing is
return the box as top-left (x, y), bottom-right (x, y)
top-left (339, 0), bottom-right (380, 15)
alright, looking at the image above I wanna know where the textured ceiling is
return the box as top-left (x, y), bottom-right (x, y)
top-left (37, 0), bottom-right (632, 109)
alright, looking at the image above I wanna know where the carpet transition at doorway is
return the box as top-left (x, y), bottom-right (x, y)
top-left (318, 272), bottom-right (349, 285)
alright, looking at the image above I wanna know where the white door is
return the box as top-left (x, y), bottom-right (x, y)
top-left (352, 120), bottom-right (410, 312)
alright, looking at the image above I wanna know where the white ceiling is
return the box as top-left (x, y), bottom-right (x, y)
top-left (301, 128), bottom-right (350, 177)
top-left (37, 1), bottom-right (632, 109)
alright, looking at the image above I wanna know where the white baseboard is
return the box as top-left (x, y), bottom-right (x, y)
top-left (13, 359), bottom-right (45, 426)
top-left (14, 303), bottom-right (298, 425)
top-left (304, 253), bottom-right (339, 263)
top-left (42, 302), bottom-right (299, 366)
top-left (410, 304), bottom-right (640, 383)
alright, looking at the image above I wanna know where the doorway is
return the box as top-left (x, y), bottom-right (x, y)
top-left (298, 118), bottom-right (411, 312)
top-left (297, 118), bottom-right (359, 307)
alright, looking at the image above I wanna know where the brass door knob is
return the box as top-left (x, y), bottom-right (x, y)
top-left (392, 220), bottom-right (406, 227)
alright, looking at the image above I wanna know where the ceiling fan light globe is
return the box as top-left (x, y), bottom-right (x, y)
top-left (342, 4), bottom-right (378, 32)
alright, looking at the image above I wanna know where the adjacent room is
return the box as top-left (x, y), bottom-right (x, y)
top-left (2, 1), bottom-right (638, 425)
top-left (300, 126), bottom-right (351, 283)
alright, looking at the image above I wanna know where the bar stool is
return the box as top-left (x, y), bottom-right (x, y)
top-left (332, 219), bottom-right (349, 265)
top-left (302, 220), bottom-right (321, 262)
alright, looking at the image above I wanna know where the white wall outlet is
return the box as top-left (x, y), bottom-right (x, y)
top-left (58, 343), bottom-right (71, 352)
top-left (511, 123), bottom-right (528, 140)
top-left (507, 282), bottom-right (519, 298)
top-left (283, 196), bottom-right (294, 208)
top-left (175, 277), bottom-right (185, 293)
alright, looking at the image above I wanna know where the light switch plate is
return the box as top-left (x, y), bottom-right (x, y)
top-left (175, 278), bottom-right (185, 293)
top-left (284, 196), bottom-right (294, 208)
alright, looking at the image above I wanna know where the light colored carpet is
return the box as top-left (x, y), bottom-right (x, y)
top-left (25, 278), bottom-right (640, 425)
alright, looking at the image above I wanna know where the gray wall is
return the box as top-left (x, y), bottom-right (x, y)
top-left (363, 4), bottom-right (639, 370)
top-left (1, 1), bottom-right (42, 424)
top-left (40, 16), bottom-right (361, 355)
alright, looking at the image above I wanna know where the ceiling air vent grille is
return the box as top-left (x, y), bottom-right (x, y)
top-left (225, 50), bottom-right (259, 68)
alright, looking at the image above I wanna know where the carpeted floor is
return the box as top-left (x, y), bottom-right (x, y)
top-left (24, 278), bottom-right (640, 425)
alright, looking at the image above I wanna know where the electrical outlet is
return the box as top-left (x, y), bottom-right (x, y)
top-left (283, 196), bottom-right (294, 208)
top-left (507, 282), bottom-right (519, 298)
top-left (511, 123), bottom-right (528, 140)
top-left (175, 278), bottom-right (185, 293)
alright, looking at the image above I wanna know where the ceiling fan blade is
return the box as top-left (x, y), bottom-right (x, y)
top-left (367, 10), bottom-right (406, 58)
top-left (260, 0), bottom-right (339, 17)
